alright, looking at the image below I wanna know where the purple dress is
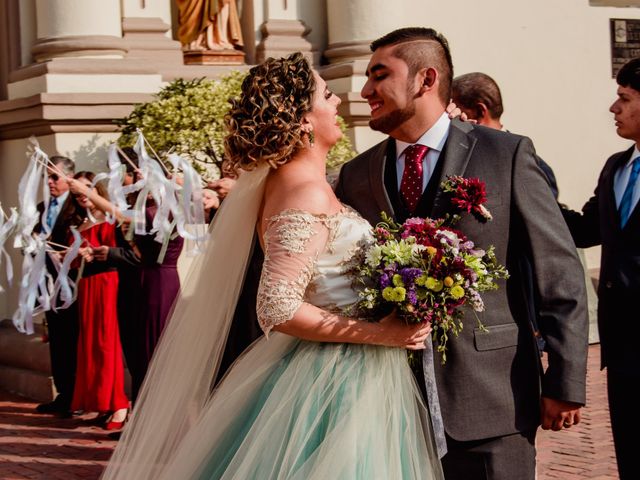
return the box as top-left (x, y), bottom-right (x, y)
top-left (135, 204), bottom-right (184, 377)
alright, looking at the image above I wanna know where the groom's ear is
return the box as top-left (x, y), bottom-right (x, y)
top-left (417, 67), bottom-right (438, 96)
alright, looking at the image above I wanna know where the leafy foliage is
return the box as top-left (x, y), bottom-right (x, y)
top-left (116, 71), bottom-right (355, 180)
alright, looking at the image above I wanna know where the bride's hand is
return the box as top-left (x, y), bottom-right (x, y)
top-left (377, 311), bottom-right (432, 350)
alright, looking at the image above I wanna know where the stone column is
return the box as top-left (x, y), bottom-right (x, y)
top-left (31, 0), bottom-right (126, 62)
top-left (255, 0), bottom-right (313, 64)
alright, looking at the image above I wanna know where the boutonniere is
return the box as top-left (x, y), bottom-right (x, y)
top-left (441, 176), bottom-right (493, 222)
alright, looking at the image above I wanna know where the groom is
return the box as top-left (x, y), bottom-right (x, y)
top-left (335, 27), bottom-right (589, 480)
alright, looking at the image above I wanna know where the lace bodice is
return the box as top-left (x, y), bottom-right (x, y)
top-left (256, 206), bottom-right (372, 335)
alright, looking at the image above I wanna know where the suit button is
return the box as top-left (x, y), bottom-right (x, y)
top-left (605, 281), bottom-right (613, 289)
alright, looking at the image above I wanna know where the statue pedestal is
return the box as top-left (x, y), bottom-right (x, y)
top-left (182, 49), bottom-right (245, 65)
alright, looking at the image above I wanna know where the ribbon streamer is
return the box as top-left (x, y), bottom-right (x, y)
top-left (0, 206), bottom-right (19, 293)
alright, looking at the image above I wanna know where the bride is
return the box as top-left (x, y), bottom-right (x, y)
top-left (101, 52), bottom-right (443, 480)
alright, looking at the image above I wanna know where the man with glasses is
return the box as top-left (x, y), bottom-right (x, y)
top-left (35, 155), bottom-right (80, 418)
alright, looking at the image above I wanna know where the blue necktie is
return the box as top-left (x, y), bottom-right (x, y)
top-left (620, 157), bottom-right (640, 228)
top-left (46, 197), bottom-right (58, 229)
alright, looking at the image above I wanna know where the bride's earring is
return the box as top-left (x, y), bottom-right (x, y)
top-left (308, 131), bottom-right (315, 147)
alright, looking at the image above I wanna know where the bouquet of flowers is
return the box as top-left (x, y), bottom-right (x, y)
top-left (353, 177), bottom-right (508, 364)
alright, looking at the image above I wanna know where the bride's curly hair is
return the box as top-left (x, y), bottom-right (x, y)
top-left (224, 52), bottom-right (316, 173)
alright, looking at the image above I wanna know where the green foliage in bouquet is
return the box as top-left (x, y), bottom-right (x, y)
top-left (116, 71), bottom-right (356, 180)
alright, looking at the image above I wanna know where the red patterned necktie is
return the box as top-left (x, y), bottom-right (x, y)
top-left (400, 144), bottom-right (429, 214)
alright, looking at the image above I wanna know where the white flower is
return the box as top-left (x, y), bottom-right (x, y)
top-left (365, 244), bottom-right (383, 268)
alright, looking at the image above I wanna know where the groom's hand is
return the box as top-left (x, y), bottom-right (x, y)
top-left (540, 397), bottom-right (582, 431)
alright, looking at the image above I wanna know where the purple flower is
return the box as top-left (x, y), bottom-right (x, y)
top-left (407, 288), bottom-right (418, 305)
top-left (400, 267), bottom-right (423, 286)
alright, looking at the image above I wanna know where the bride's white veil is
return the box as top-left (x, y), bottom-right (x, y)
top-left (101, 164), bottom-right (269, 480)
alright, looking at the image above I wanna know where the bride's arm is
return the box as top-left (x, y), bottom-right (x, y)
top-left (273, 305), bottom-right (431, 350)
top-left (257, 202), bottom-right (430, 350)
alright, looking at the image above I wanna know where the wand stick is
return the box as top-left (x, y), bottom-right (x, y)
top-left (136, 128), bottom-right (171, 176)
top-left (116, 145), bottom-right (141, 174)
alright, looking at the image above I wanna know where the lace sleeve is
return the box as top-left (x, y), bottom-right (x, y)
top-left (257, 209), bottom-right (331, 336)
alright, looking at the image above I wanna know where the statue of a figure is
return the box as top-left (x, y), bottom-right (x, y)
top-left (177, 0), bottom-right (243, 51)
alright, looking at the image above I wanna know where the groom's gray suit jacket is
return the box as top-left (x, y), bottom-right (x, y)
top-left (335, 119), bottom-right (589, 442)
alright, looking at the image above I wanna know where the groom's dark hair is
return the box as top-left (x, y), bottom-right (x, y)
top-left (370, 27), bottom-right (453, 105)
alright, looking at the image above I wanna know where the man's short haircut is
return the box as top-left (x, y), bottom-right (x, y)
top-left (370, 27), bottom-right (453, 105)
top-left (452, 72), bottom-right (504, 120)
top-left (617, 57), bottom-right (640, 92)
top-left (49, 155), bottom-right (75, 175)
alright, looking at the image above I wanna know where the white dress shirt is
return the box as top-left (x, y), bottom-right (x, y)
top-left (395, 112), bottom-right (451, 192)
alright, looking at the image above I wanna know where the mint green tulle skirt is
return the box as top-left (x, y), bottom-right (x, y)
top-left (159, 334), bottom-right (443, 480)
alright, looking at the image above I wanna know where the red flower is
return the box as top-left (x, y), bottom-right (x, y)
top-left (442, 176), bottom-right (493, 221)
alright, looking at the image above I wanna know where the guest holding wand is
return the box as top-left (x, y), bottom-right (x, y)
top-left (34, 156), bottom-right (80, 418)
top-left (68, 171), bottom-right (129, 429)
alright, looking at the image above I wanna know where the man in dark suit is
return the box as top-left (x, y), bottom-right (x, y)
top-left (561, 57), bottom-right (640, 480)
top-left (335, 27), bottom-right (588, 480)
top-left (34, 155), bottom-right (80, 417)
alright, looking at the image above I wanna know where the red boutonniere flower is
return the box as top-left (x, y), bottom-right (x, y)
top-left (441, 176), bottom-right (493, 222)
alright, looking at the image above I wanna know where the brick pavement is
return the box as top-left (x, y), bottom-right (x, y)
top-left (0, 344), bottom-right (617, 479)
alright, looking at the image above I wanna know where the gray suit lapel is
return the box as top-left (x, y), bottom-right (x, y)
top-left (430, 120), bottom-right (477, 219)
top-left (369, 138), bottom-right (395, 217)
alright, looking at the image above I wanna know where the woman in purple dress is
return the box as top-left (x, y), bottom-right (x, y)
top-left (135, 202), bottom-right (184, 383)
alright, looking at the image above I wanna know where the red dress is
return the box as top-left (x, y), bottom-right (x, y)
top-left (71, 221), bottom-right (129, 413)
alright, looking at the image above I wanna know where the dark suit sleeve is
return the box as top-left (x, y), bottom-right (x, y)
top-left (560, 191), bottom-right (601, 248)
top-left (107, 246), bottom-right (141, 267)
top-left (536, 156), bottom-right (559, 200)
top-left (513, 137), bottom-right (589, 404)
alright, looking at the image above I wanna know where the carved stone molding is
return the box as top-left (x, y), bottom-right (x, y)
top-left (122, 17), bottom-right (183, 63)
top-left (0, 92), bottom-right (152, 140)
top-left (32, 35), bottom-right (128, 63)
top-left (255, 19), bottom-right (313, 64)
top-left (324, 40), bottom-right (371, 65)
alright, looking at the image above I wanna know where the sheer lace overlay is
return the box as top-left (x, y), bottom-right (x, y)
top-left (257, 209), bottom-right (332, 335)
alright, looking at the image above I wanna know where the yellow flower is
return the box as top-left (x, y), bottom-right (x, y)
top-left (416, 274), bottom-right (428, 286)
top-left (444, 276), bottom-right (454, 287)
top-left (425, 277), bottom-right (444, 292)
top-left (425, 246), bottom-right (437, 256)
top-left (392, 274), bottom-right (404, 287)
top-left (382, 286), bottom-right (406, 302)
top-left (450, 285), bottom-right (465, 299)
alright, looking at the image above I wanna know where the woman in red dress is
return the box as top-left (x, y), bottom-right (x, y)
top-left (70, 172), bottom-right (129, 429)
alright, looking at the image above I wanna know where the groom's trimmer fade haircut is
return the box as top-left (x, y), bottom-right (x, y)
top-left (617, 57), bottom-right (640, 93)
top-left (369, 27), bottom-right (453, 105)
